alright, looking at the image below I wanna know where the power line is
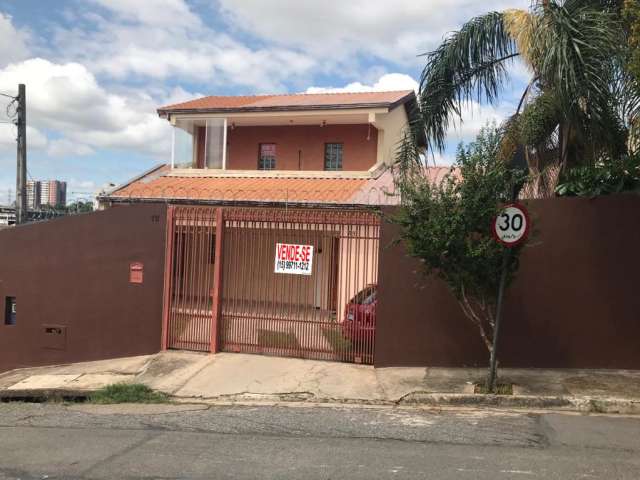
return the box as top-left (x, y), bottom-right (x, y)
top-left (5, 98), bottom-right (18, 119)
top-left (0, 91), bottom-right (18, 120)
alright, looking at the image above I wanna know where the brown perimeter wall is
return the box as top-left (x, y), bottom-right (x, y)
top-left (376, 194), bottom-right (640, 369)
top-left (0, 204), bottom-right (167, 373)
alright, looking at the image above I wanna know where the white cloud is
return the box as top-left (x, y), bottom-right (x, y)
top-left (27, 126), bottom-right (48, 150)
top-left (47, 139), bottom-right (95, 157)
top-left (161, 86), bottom-right (206, 106)
top-left (428, 152), bottom-right (456, 166)
top-left (0, 59), bottom-right (122, 132)
top-left (65, 178), bottom-right (101, 202)
top-left (0, 13), bottom-right (30, 66)
top-left (71, 179), bottom-right (97, 189)
top-left (448, 101), bottom-right (511, 143)
top-left (67, 178), bottom-right (98, 194)
top-left (219, 0), bottom-right (530, 66)
top-left (306, 73), bottom-right (418, 94)
top-left (0, 124), bottom-right (17, 150)
top-left (87, 40), bottom-right (315, 91)
top-left (0, 124), bottom-right (47, 151)
top-left (0, 58), bottom-right (171, 157)
top-left (48, 2), bottom-right (317, 92)
top-left (88, 0), bottom-right (201, 28)
top-left (42, 0), bottom-right (532, 100)
top-left (510, 57), bottom-right (534, 84)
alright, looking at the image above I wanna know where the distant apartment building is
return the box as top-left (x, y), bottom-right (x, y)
top-left (26, 181), bottom-right (41, 210)
top-left (26, 180), bottom-right (67, 209)
top-left (41, 180), bottom-right (67, 208)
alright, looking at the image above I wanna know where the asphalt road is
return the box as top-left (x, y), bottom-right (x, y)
top-left (0, 402), bottom-right (638, 479)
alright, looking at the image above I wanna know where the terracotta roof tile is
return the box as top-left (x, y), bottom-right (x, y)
top-left (424, 166), bottom-right (459, 183)
top-left (103, 166), bottom-right (455, 206)
top-left (110, 175), bottom-right (370, 204)
top-left (159, 91), bottom-right (415, 114)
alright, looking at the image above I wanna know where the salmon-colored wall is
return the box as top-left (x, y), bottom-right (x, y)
top-left (226, 124), bottom-right (378, 171)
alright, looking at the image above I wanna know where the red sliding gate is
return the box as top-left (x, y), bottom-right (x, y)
top-left (162, 206), bottom-right (380, 364)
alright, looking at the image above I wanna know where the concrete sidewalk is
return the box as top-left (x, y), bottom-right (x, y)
top-left (1, 351), bottom-right (640, 413)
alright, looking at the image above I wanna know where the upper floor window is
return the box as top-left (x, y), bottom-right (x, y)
top-left (324, 143), bottom-right (343, 171)
top-left (258, 143), bottom-right (276, 170)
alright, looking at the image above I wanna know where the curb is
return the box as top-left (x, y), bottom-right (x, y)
top-left (2, 388), bottom-right (639, 415)
top-left (396, 392), bottom-right (640, 414)
top-left (169, 392), bottom-right (640, 415)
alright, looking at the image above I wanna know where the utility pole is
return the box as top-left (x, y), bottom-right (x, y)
top-left (15, 84), bottom-right (27, 225)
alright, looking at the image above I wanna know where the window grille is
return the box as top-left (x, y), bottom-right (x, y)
top-left (324, 143), bottom-right (343, 171)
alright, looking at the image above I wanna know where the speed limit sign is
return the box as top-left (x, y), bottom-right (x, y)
top-left (492, 203), bottom-right (530, 247)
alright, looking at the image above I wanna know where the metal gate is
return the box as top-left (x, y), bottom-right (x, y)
top-left (162, 206), bottom-right (380, 364)
top-left (220, 208), bottom-right (379, 364)
top-left (162, 206), bottom-right (219, 351)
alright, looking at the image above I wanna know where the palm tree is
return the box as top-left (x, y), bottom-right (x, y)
top-left (393, 0), bottom-right (639, 393)
top-left (409, 0), bottom-right (640, 196)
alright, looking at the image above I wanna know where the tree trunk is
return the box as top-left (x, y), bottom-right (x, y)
top-left (559, 122), bottom-right (571, 171)
top-left (486, 249), bottom-right (511, 392)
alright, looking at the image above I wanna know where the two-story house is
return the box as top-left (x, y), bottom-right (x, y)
top-left (100, 90), bottom-right (423, 206)
top-left (99, 90), bottom-right (426, 365)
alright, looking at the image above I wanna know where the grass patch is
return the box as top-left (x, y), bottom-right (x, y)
top-left (257, 330), bottom-right (300, 349)
top-left (89, 383), bottom-right (170, 404)
top-left (588, 399), bottom-right (607, 414)
top-left (474, 383), bottom-right (514, 395)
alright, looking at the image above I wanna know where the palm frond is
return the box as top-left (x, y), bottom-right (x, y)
top-left (418, 11), bottom-right (522, 153)
top-left (503, 9), bottom-right (537, 69)
top-left (531, 1), bottom-right (621, 124)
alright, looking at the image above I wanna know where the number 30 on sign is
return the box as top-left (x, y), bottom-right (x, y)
top-left (492, 203), bottom-right (530, 247)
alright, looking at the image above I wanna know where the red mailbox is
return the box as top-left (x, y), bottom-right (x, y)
top-left (129, 262), bottom-right (144, 284)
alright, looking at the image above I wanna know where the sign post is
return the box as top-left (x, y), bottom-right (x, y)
top-left (488, 203), bottom-right (530, 391)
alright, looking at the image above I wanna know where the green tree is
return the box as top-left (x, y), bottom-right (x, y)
top-left (414, 0), bottom-right (640, 195)
top-left (66, 201), bottom-right (94, 214)
top-left (395, 124), bottom-right (527, 391)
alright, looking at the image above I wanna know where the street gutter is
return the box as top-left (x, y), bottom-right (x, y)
top-left (4, 387), bottom-right (637, 415)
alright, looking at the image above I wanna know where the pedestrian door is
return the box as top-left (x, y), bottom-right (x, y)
top-left (163, 207), bottom-right (217, 351)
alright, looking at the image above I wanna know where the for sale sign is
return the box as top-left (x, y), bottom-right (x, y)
top-left (274, 243), bottom-right (314, 275)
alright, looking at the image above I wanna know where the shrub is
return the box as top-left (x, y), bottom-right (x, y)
top-left (89, 383), bottom-right (169, 404)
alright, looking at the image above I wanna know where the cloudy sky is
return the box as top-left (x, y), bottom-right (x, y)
top-left (0, 0), bottom-right (530, 203)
